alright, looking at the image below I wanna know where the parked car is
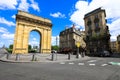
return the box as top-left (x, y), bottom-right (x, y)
top-left (100, 50), bottom-right (111, 57)
top-left (51, 50), bottom-right (57, 53)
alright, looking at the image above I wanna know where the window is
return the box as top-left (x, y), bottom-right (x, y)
top-left (95, 23), bottom-right (99, 27)
top-left (96, 32), bottom-right (100, 36)
top-left (88, 17), bottom-right (91, 21)
top-left (62, 32), bottom-right (64, 35)
top-left (95, 15), bottom-right (98, 18)
top-left (94, 15), bottom-right (99, 23)
top-left (118, 37), bottom-right (120, 41)
top-left (87, 17), bottom-right (92, 26)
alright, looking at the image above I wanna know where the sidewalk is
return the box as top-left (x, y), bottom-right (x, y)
top-left (0, 53), bottom-right (90, 63)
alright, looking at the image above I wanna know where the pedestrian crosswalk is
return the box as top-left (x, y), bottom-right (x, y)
top-left (89, 63), bottom-right (96, 66)
top-left (101, 64), bottom-right (108, 66)
top-left (59, 59), bottom-right (110, 67)
top-left (87, 60), bottom-right (97, 63)
top-left (68, 62), bottom-right (74, 65)
top-left (78, 63), bottom-right (84, 65)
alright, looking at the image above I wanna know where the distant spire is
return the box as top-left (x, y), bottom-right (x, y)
top-left (78, 28), bottom-right (80, 31)
top-left (72, 24), bottom-right (75, 28)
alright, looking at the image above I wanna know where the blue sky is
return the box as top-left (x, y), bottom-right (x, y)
top-left (0, 0), bottom-right (120, 47)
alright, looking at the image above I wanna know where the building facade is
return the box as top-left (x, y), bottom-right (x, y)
top-left (110, 41), bottom-right (117, 53)
top-left (84, 8), bottom-right (110, 55)
top-left (117, 35), bottom-right (120, 53)
top-left (59, 26), bottom-right (86, 53)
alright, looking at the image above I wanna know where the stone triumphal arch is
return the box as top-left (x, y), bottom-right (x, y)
top-left (12, 10), bottom-right (52, 54)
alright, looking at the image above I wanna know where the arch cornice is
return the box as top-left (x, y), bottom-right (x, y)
top-left (16, 15), bottom-right (52, 27)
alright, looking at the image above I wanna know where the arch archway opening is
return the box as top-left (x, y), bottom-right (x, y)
top-left (28, 30), bottom-right (41, 53)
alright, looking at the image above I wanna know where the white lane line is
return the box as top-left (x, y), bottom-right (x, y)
top-left (78, 63), bottom-right (84, 65)
top-left (60, 62), bottom-right (65, 64)
top-left (69, 62), bottom-right (74, 65)
top-left (89, 64), bottom-right (95, 66)
top-left (88, 60), bottom-right (97, 63)
top-left (101, 64), bottom-right (108, 66)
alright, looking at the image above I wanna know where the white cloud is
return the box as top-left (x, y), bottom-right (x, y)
top-left (18, 0), bottom-right (40, 12)
top-left (29, 41), bottom-right (39, 46)
top-left (0, 41), bottom-right (4, 47)
top-left (18, 0), bottom-right (30, 12)
top-left (11, 15), bottom-right (16, 19)
top-left (1, 33), bottom-right (14, 39)
top-left (0, 27), bottom-right (14, 47)
top-left (0, 17), bottom-right (15, 26)
top-left (52, 36), bottom-right (59, 46)
top-left (0, 27), bottom-right (9, 33)
top-left (0, 39), bottom-right (14, 48)
top-left (0, 0), bottom-right (18, 10)
top-left (108, 18), bottom-right (120, 41)
top-left (0, 0), bottom-right (40, 12)
top-left (29, 37), bottom-right (39, 46)
top-left (70, 0), bottom-right (120, 41)
top-left (50, 12), bottom-right (66, 18)
top-left (30, 0), bottom-right (40, 12)
top-left (33, 38), bottom-right (36, 41)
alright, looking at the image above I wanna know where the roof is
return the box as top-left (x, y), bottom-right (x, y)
top-left (84, 7), bottom-right (106, 19)
top-left (59, 27), bottom-right (85, 36)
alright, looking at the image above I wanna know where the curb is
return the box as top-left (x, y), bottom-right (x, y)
top-left (0, 56), bottom-right (90, 63)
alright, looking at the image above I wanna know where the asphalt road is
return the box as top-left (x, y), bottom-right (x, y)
top-left (0, 56), bottom-right (120, 80)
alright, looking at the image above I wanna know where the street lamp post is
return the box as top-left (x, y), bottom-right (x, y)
top-left (76, 42), bottom-right (80, 58)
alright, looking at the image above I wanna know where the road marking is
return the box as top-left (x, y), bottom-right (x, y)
top-left (60, 62), bottom-right (65, 64)
top-left (109, 62), bottom-right (120, 66)
top-left (69, 62), bottom-right (74, 65)
top-left (101, 64), bottom-right (108, 66)
top-left (88, 60), bottom-right (97, 63)
top-left (78, 63), bottom-right (84, 65)
top-left (89, 63), bottom-right (95, 66)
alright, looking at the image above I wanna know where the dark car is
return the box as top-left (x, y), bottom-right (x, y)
top-left (100, 50), bottom-right (111, 57)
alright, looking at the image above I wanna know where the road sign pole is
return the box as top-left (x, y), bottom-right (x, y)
top-left (76, 42), bottom-right (80, 59)
top-left (76, 47), bottom-right (79, 58)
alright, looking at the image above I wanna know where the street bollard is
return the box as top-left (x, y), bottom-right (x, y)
top-left (6, 53), bottom-right (9, 59)
top-left (56, 52), bottom-right (57, 60)
top-left (15, 54), bottom-right (20, 61)
top-left (82, 52), bottom-right (85, 57)
top-left (68, 52), bottom-right (71, 60)
top-left (76, 53), bottom-right (79, 58)
top-left (51, 52), bottom-right (54, 61)
top-left (76, 47), bottom-right (79, 59)
top-left (32, 54), bottom-right (35, 61)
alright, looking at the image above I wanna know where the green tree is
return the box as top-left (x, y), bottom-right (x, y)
top-left (6, 44), bottom-right (13, 53)
top-left (9, 44), bottom-right (13, 49)
top-left (28, 45), bottom-right (32, 50)
top-left (51, 45), bottom-right (59, 51)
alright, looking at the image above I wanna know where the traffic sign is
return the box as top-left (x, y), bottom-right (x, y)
top-left (76, 42), bottom-right (80, 47)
